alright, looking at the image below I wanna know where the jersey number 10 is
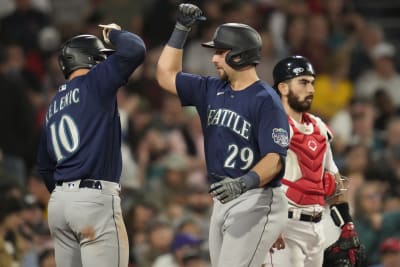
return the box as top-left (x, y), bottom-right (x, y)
top-left (50, 114), bottom-right (80, 162)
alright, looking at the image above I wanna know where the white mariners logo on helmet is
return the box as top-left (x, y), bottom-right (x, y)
top-left (272, 128), bottom-right (289, 147)
top-left (293, 67), bottom-right (304, 75)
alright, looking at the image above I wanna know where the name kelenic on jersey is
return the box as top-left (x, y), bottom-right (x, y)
top-left (46, 87), bottom-right (80, 124)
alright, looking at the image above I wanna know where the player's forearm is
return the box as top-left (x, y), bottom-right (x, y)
top-left (325, 172), bottom-right (349, 204)
top-left (251, 153), bottom-right (283, 187)
top-left (156, 3), bottom-right (204, 95)
top-left (156, 46), bottom-right (182, 95)
top-left (328, 192), bottom-right (348, 205)
top-left (108, 29), bottom-right (146, 79)
top-left (109, 30), bottom-right (146, 61)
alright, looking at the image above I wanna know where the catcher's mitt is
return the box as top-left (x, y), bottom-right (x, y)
top-left (323, 223), bottom-right (366, 267)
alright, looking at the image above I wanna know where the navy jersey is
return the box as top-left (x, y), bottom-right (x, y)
top-left (36, 30), bottom-right (145, 184)
top-left (176, 72), bottom-right (289, 186)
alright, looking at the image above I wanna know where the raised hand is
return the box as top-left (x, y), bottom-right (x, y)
top-left (98, 23), bottom-right (121, 45)
top-left (176, 3), bottom-right (206, 30)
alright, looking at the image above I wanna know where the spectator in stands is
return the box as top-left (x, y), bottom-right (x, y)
top-left (311, 50), bottom-right (353, 121)
top-left (301, 14), bottom-right (332, 73)
top-left (0, 195), bottom-right (26, 267)
top-left (373, 89), bottom-right (400, 132)
top-left (353, 181), bottom-right (400, 265)
top-left (125, 201), bottom-right (158, 265)
top-left (0, 44), bottom-right (37, 179)
top-left (348, 22), bottom-right (384, 81)
top-left (152, 233), bottom-right (203, 267)
top-left (375, 237), bottom-right (400, 267)
top-left (135, 220), bottom-right (174, 267)
top-left (355, 42), bottom-right (400, 107)
top-left (281, 15), bottom-right (307, 57)
top-left (0, 0), bottom-right (50, 51)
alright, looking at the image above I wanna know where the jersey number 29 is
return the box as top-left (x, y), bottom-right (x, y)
top-left (50, 115), bottom-right (80, 161)
top-left (224, 144), bottom-right (254, 170)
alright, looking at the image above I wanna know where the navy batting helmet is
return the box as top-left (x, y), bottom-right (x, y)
top-left (58, 34), bottom-right (114, 79)
top-left (201, 23), bottom-right (262, 70)
top-left (272, 55), bottom-right (315, 89)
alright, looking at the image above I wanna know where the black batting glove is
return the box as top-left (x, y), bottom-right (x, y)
top-left (176, 3), bottom-right (206, 31)
top-left (209, 172), bottom-right (260, 204)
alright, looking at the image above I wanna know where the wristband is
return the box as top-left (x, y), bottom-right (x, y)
top-left (167, 23), bottom-right (190, 49)
top-left (240, 171), bottom-right (260, 191)
top-left (330, 202), bottom-right (353, 228)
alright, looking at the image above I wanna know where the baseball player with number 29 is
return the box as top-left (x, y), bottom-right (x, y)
top-left (156, 3), bottom-right (290, 267)
top-left (263, 56), bottom-right (366, 267)
top-left (36, 24), bottom-right (145, 267)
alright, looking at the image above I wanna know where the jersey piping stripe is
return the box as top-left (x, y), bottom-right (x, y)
top-left (112, 196), bottom-right (120, 267)
top-left (247, 189), bottom-right (274, 267)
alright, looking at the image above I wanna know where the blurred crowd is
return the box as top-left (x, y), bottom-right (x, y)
top-left (0, 0), bottom-right (400, 266)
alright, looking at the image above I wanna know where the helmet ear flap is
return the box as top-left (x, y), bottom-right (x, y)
top-left (225, 48), bottom-right (261, 70)
top-left (225, 51), bottom-right (240, 70)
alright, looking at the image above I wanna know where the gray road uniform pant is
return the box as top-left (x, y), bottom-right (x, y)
top-left (48, 180), bottom-right (129, 267)
top-left (209, 186), bottom-right (288, 267)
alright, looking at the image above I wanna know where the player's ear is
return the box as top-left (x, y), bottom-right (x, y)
top-left (277, 82), bottom-right (289, 96)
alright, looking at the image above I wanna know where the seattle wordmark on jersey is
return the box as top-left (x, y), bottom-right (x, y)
top-left (207, 107), bottom-right (252, 140)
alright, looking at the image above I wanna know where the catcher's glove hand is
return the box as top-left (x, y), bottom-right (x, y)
top-left (323, 223), bottom-right (366, 267)
top-left (98, 23), bottom-right (121, 45)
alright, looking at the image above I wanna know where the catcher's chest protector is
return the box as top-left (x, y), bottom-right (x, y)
top-left (282, 114), bottom-right (328, 205)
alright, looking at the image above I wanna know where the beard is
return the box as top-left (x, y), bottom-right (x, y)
top-left (216, 67), bottom-right (230, 82)
top-left (287, 89), bottom-right (313, 112)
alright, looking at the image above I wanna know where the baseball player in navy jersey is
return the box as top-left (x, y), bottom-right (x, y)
top-left (156, 3), bottom-right (289, 267)
top-left (36, 24), bottom-right (146, 267)
top-left (262, 56), bottom-right (365, 267)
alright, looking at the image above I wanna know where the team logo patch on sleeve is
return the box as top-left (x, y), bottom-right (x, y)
top-left (272, 128), bottom-right (289, 147)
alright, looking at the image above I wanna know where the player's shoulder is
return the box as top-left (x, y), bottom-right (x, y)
top-left (253, 80), bottom-right (283, 107)
top-left (307, 113), bottom-right (334, 140)
top-left (177, 72), bottom-right (226, 87)
top-left (254, 80), bottom-right (275, 93)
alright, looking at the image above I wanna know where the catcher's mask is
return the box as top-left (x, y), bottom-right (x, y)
top-left (201, 23), bottom-right (262, 70)
top-left (58, 34), bottom-right (114, 79)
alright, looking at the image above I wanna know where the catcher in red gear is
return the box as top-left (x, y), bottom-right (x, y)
top-left (263, 56), bottom-right (365, 267)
